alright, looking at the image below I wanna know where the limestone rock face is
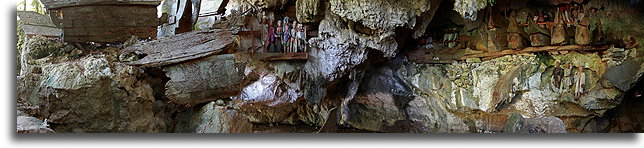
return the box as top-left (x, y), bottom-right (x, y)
top-left (348, 92), bottom-right (406, 132)
top-left (329, 0), bottom-right (431, 31)
top-left (603, 58), bottom-right (644, 91)
top-left (17, 115), bottom-right (55, 133)
top-left (303, 14), bottom-right (370, 104)
top-left (237, 73), bottom-right (302, 123)
top-left (401, 52), bottom-right (641, 133)
top-left (34, 56), bottom-right (169, 132)
top-left (345, 61), bottom-right (412, 132)
top-left (503, 112), bottom-right (528, 133)
top-left (296, 0), bottom-right (324, 23)
top-left (175, 101), bottom-right (253, 133)
top-left (524, 116), bottom-right (567, 133)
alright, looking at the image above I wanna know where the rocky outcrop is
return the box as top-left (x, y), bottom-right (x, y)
top-left (232, 61), bottom-right (305, 124)
top-left (329, 0), bottom-right (431, 31)
top-left (236, 73), bottom-right (302, 123)
top-left (32, 56), bottom-right (170, 132)
top-left (400, 52), bottom-right (642, 133)
top-left (17, 115), bottom-right (55, 133)
top-left (296, 0), bottom-right (324, 23)
top-left (175, 101), bottom-right (253, 133)
top-left (303, 0), bottom-right (442, 106)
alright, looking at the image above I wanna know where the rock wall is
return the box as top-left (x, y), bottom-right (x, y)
top-left (17, 37), bottom-right (172, 133)
top-left (400, 52), bottom-right (641, 133)
top-left (17, 0), bottom-right (644, 133)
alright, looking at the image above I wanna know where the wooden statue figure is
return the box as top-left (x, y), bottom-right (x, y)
top-left (268, 19), bottom-right (275, 52)
top-left (291, 20), bottom-right (297, 53)
top-left (573, 63), bottom-right (586, 101)
top-left (275, 20), bottom-right (283, 53)
top-left (563, 4), bottom-right (572, 25)
top-left (551, 60), bottom-right (564, 92)
top-left (562, 61), bottom-right (572, 91)
top-left (301, 24), bottom-right (307, 52)
top-left (297, 23), bottom-right (304, 52)
top-left (261, 16), bottom-right (268, 52)
top-left (283, 17), bottom-right (291, 53)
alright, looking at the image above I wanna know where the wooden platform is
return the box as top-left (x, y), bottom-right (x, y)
top-left (256, 53), bottom-right (308, 61)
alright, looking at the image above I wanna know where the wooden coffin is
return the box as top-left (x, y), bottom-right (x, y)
top-left (41, 0), bottom-right (161, 43)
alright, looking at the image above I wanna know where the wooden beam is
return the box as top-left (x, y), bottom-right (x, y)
top-left (257, 53), bottom-right (308, 61)
top-left (459, 45), bottom-right (610, 60)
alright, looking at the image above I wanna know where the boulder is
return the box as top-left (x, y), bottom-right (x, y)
top-left (236, 73), bottom-right (302, 123)
top-left (603, 58), bottom-right (644, 91)
top-left (503, 112), bottom-right (528, 133)
top-left (175, 101), bottom-right (253, 133)
top-left (348, 92), bottom-right (406, 132)
top-left (35, 56), bottom-right (169, 132)
top-left (17, 116), bottom-right (55, 133)
top-left (524, 116), bottom-right (567, 133)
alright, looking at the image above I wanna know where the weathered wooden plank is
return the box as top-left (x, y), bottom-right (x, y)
top-left (41, 0), bottom-right (161, 9)
top-left (459, 45), bottom-right (610, 60)
top-left (17, 11), bottom-right (62, 37)
top-left (45, 4), bottom-right (160, 42)
top-left (62, 26), bottom-right (156, 42)
top-left (17, 11), bottom-right (57, 27)
top-left (61, 5), bottom-right (159, 27)
top-left (164, 54), bottom-right (247, 106)
top-left (21, 25), bottom-right (62, 38)
top-left (123, 29), bottom-right (237, 67)
top-left (63, 26), bottom-right (156, 36)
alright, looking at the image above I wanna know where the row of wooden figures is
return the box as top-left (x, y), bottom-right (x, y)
top-left (551, 60), bottom-right (586, 101)
top-left (533, 3), bottom-right (585, 27)
top-left (262, 17), bottom-right (307, 53)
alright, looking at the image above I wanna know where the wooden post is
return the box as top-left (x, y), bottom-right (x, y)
top-left (250, 16), bottom-right (255, 57)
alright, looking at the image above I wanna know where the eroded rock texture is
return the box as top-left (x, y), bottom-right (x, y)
top-left (35, 56), bottom-right (169, 132)
top-left (175, 101), bottom-right (253, 133)
top-left (16, 0), bottom-right (644, 133)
